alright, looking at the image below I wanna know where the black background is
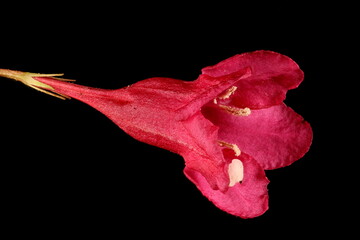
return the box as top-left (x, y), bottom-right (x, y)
top-left (0, 2), bottom-right (355, 237)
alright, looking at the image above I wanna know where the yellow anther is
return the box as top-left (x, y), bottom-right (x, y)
top-left (218, 140), bottom-right (241, 156)
top-left (218, 86), bottom-right (237, 100)
top-left (219, 105), bottom-right (251, 116)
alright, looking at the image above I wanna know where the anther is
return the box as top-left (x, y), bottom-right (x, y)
top-left (218, 86), bottom-right (237, 99)
top-left (228, 159), bottom-right (244, 187)
top-left (218, 141), bottom-right (241, 156)
top-left (219, 105), bottom-right (251, 116)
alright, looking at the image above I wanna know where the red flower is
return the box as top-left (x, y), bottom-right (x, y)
top-left (0, 50), bottom-right (312, 218)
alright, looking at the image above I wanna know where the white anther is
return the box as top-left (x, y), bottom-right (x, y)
top-left (228, 159), bottom-right (244, 187)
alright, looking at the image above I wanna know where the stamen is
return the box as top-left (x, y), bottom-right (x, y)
top-left (218, 140), bottom-right (241, 156)
top-left (228, 159), bottom-right (244, 187)
top-left (219, 105), bottom-right (251, 116)
top-left (218, 86), bottom-right (237, 99)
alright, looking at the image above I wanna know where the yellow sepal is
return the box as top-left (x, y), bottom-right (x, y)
top-left (0, 69), bottom-right (74, 100)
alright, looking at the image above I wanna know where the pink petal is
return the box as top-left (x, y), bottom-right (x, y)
top-left (201, 50), bottom-right (304, 109)
top-left (184, 152), bottom-right (269, 218)
top-left (202, 103), bottom-right (313, 170)
top-left (181, 112), bottom-right (230, 192)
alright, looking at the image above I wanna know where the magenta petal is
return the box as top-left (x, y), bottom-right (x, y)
top-left (202, 50), bottom-right (302, 78)
top-left (184, 152), bottom-right (269, 218)
top-left (201, 50), bottom-right (304, 109)
top-left (203, 103), bottom-right (313, 170)
top-left (181, 112), bottom-right (230, 192)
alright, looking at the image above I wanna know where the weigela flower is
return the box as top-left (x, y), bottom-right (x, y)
top-left (0, 50), bottom-right (312, 218)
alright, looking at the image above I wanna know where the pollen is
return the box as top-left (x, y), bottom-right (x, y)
top-left (219, 105), bottom-right (251, 116)
top-left (228, 159), bottom-right (244, 187)
top-left (218, 140), bottom-right (241, 156)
